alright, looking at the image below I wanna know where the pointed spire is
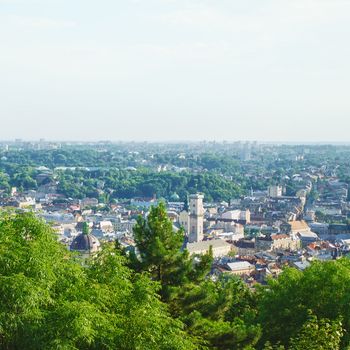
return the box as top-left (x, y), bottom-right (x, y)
top-left (82, 222), bottom-right (90, 235)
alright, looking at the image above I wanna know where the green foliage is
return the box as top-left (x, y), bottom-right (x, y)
top-left (0, 211), bottom-right (198, 349)
top-left (262, 313), bottom-right (344, 350)
top-left (12, 169), bottom-right (38, 190)
top-left (132, 202), bottom-right (261, 350)
top-left (289, 312), bottom-right (344, 350)
top-left (3, 207), bottom-right (350, 349)
top-left (82, 222), bottom-right (90, 235)
top-left (263, 342), bottom-right (285, 350)
top-left (0, 147), bottom-right (244, 202)
top-left (2, 143), bottom-right (350, 202)
top-left (132, 202), bottom-right (213, 301)
top-left (56, 169), bottom-right (242, 202)
top-left (257, 259), bottom-right (350, 348)
top-left (0, 172), bottom-right (10, 194)
top-left (178, 276), bottom-right (261, 350)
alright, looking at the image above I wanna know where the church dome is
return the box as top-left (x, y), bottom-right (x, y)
top-left (170, 193), bottom-right (180, 201)
top-left (70, 233), bottom-right (100, 253)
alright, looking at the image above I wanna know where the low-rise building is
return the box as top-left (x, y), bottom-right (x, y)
top-left (225, 261), bottom-right (255, 275)
top-left (114, 219), bottom-right (137, 233)
top-left (233, 240), bottom-right (256, 256)
top-left (297, 231), bottom-right (319, 247)
top-left (186, 239), bottom-right (232, 257)
top-left (255, 234), bottom-right (300, 252)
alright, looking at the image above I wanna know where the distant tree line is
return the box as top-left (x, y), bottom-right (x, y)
top-left (56, 169), bottom-right (243, 202)
top-left (2, 146), bottom-right (350, 201)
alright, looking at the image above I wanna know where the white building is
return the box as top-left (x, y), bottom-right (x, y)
top-left (186, 239), bottom-right (232, 258)
top-left (268, 185), bottom-right (283, 198)
top-left (99, 220), bottom-right (114, 232)
top-left (188, 193), bottom-right (204, 243)
top-left (179, 209), bottom-right (189, 232)
top-left (226, 261), bottom-right (255, 275)
top-left (221, 210), bottom-right (251, 223)
top-left (217, 231), bottom-right (244, 241)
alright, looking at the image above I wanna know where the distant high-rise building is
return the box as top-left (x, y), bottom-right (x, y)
top-left (240, 142), bottom-right (251, 161)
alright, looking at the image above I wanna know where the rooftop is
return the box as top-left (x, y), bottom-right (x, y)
top-left (271, 234), bottom-right (289, 240)
top-left (226, 261), bottom-right (254, 271)
top-left (186, 239), bottom-right (231, 252)
top-left (288, 220), bottom-right (310, 232)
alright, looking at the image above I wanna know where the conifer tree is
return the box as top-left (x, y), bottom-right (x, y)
top-left (132, 203), bottom-right (261, 350)
top-left (132, 201), bottom-right (213, 301)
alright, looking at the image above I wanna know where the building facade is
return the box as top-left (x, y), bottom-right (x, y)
top-left (188, 193), bottom-right (204, 243)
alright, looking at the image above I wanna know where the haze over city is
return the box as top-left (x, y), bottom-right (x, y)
top-left (3, 2), bottom-right (350, 347)
top-left (1, 0), bottom-right (350, 141)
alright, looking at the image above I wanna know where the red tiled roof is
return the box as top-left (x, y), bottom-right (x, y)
top-left (271, 234), bottom-right (289, 240)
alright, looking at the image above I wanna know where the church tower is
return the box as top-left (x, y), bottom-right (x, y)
top-left (188, 193), bottom-right (204, 243)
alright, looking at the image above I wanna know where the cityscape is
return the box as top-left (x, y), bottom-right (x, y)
top-left (2, 140), bottom-right (350, 272)
top-left (2, 0), bottom-right (350, 348)
top-left (1, 140), bottom-right (350, 348)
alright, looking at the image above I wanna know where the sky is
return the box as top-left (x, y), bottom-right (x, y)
top-left (1, 0), bottom-right (350, 142)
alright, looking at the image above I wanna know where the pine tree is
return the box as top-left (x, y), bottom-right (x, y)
top-left (131, 202), bottom-right (261, 350)
top-left (132, 202), bottom-right (212, 301)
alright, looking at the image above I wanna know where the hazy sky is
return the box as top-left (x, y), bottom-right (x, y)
top-left (1, 0), bottom-right (350, 142)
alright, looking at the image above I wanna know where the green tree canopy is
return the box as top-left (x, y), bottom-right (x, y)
top-left (257, 259), bottom-right (350, 348)
top-left (0, 211), bottom-right (198, 349)
top-left (132, 202), bottom-right (213, 301)
top-left (131, 202), bottom-right (261, 350)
